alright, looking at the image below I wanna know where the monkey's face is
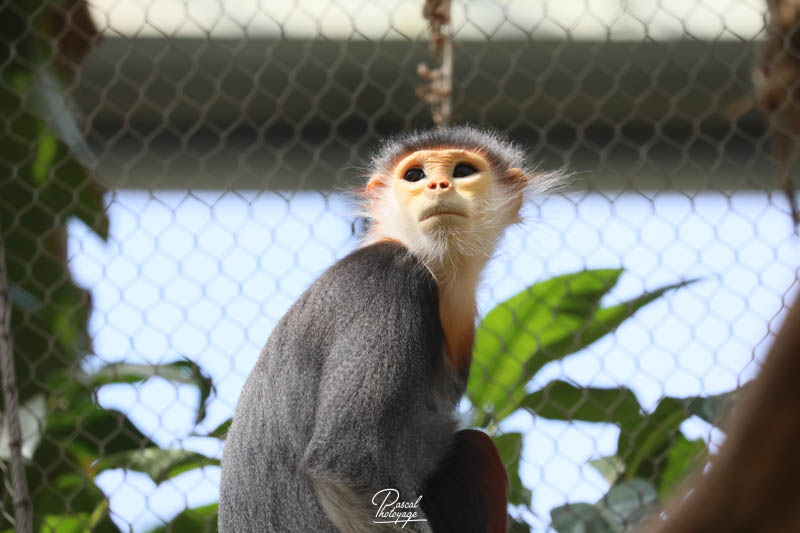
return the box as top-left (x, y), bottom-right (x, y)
top-left (364, 146), bottom-right (529, 265)
top-left (390, 149), bottom-right (495, 234)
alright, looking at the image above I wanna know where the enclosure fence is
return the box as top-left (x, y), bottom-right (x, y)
top-left (1, 1), bottom-right (798, 532)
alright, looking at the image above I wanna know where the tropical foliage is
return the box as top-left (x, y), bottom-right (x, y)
top-left (466, 269), bottom-right (733, 532)
top-left (0, 2), bottom-right (215, 531)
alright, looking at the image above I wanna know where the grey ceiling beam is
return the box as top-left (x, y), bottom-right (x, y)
top-left (74, 38), bottom-right (775, 191)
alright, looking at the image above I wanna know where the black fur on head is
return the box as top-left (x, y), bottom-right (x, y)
top-left (370, 125), bottom-right (527, 177)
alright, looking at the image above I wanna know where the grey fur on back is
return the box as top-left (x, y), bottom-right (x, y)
top-left (219, 242), bottom-right (462, 532)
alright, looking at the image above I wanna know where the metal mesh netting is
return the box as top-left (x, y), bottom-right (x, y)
top-left (1, 1), bottom-right (799, 532)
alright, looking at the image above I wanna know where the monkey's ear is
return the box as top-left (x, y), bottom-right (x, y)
top-left (510, 192), bottom-right (524, 216)
top-left (366, 174), bottom-right (387, 193)
top-left (504, 168), bottom-right (526, 217)
top-left (503, 167), bottom-right (527, 186)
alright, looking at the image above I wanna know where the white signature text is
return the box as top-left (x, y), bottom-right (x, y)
top-left (371, 488), bottom-right (426, 528)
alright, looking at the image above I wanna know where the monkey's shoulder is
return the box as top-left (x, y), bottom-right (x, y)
top-left (264, 241), bottom-right (442, 361)
top-left (311, 241), bottom-right (439, 312)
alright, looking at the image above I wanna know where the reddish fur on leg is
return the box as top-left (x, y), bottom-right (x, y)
top-left (421, 429), bottom-right (509, 533)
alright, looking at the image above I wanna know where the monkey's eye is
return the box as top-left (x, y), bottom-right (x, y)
top-left (403, 168), bottom-right (425, 182)
top-left (453, 163), bottom-right (478, 178)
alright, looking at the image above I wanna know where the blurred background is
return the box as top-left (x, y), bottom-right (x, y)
top-left (2, 1), bottom-right (799, 532)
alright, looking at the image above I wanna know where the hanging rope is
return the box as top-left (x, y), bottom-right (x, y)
top-left (418, 0), bottom-right (453, 127)
top-left (0, 225), bottom-right (32, 533)
top-left (755, 0), bottom-right (800, 227)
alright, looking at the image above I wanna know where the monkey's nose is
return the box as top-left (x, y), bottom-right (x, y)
top-left (427, 180), bottom-right (451, 190)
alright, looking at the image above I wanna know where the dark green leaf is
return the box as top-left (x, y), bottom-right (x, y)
top-left (521, 381), bottom-right (642, 426)
top-left (32, 474), bottom-right (113, 530)
top-left (147, 503), bottom-right (219, 533)
top-left (42, 137), bottom-right (106, 239)
top-left (657, 435), bottom-right (706, 500)
top-left (617, 398), bottom-right (688, 482)
top-left (598, 479), bottom-right (657, 532)
top-left (46, 398), bottom-right (152, 459)
top-left (492, 432), bottom-right (530, 506)
top-left (686, 388), bottom-right (741, 426)
top-left (614, 388), bottom-right (734, 487)
top-left (508, 516), bottom-right (532, 533)
top-left (3, 231), bottom-right (94, 405)
top-left (86, 359), bottom-right (214, 425)
top-left (551, 480), bottom-right (657, 533)
top-left (95, 448), bottom-right (219, 483)
top-left (589, 456), bottom-right (625, 485)
top-left (551, 502), bottom-right (615, 533)
top-left (205, 418), bottom-right (231, 439)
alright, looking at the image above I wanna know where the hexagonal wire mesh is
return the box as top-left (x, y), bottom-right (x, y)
top-left (1, 0), bottom-right (798, 532)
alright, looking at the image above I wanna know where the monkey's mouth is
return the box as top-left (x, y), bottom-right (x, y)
top-left (419, 205), bottom-right (467, 221)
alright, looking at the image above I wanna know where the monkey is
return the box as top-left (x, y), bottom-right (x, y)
top-left (219, 126), bottom-right (561, 532)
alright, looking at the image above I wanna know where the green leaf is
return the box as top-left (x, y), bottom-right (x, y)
top-left (686, 388), bottom-right (740, 425)
top-left (508, 516), bottom-right (532, 533)
top-left (551, 502), bottom-right (615, 533)
top-left (95, 447), bottom-right (219, 483)
top-left (45, 397), bottom-right (152, 460)
top-left (598, 479), bottom-right (657, 532)
top-left (0, 7), bottom-right (111, 531)
top-left (38, 498), bottom-right (116, 533)
top-left (589, 455), bottom-right (625, 485)
top-left (205, 418), bottom-right (231, 439)
top-left (492, 432), bottom-right (530, 506)
top-left (32, 474), bottom-right (113, 530)
top-left (31, 68), bottom-right (94, 156)
top-left (38, 130), bottom-right (108, 241)
top-left (521, 381), bottom-right (642, 426)
top-left (470, 269), bottom-right (622, 421)
top-left (551, 480), bottom-right (658, 533)
top-left (469, 269), bottom-right (694, 424)
top-left (613, 388), bottom-right (734, 487)
top-left (39, 514), bottom-right (91, 533)
top-left (657, 435), bottom-right (706, 500)
top-left (85, 359), bottom-right (214, 425)
top-left (617, 398), bottom-right (688, 482)
top-left (147, 502), bottom-right (219, 533)
top-left (32, 132), bottom-right (58, 185)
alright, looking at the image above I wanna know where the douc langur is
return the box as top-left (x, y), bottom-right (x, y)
top-left (219, 126), bottom-right (561, 532)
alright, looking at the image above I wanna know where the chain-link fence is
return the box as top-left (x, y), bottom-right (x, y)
top-left (1, 1), bottom-right (798, 532)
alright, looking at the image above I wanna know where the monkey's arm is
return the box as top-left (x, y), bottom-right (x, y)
top-left (300, 243), bottom-right (450, 533)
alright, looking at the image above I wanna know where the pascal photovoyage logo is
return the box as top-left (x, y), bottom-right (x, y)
top-left (371, 488), bottom-right (427, 528)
